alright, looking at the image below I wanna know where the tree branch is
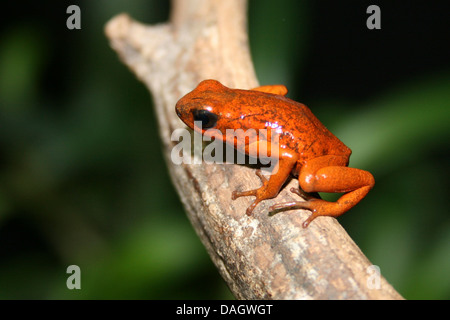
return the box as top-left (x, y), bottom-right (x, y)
top-left (105, 0), bottom-right (403, 299)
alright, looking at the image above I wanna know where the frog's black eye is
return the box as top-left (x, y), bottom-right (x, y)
top-left (192, 109), bottom-right (218, 129)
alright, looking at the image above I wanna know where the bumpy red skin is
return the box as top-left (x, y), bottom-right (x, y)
top-left (176, 80), bottom-right (374, 227)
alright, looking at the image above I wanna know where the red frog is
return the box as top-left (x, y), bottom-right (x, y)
top-left (175, 80), bottom-right (375, 227)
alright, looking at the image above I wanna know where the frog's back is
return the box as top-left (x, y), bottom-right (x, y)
top-left (278, 97), bottom-right (351, 160)
top-left (238, 91), bottom-right (351, 161)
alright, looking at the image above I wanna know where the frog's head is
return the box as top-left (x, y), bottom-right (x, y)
top-left (176, 80), bottom-right (282, 159)
top-left (175, 79), bottom-right (236, 136)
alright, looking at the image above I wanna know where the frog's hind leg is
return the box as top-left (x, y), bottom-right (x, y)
top-left (289, 187), bottom-right (320, 201)
top-left (270, 155), bottom-right (375, 228)
top-left (270, 187), bottom-right (319, 214)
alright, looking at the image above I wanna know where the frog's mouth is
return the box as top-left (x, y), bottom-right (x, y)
top-left (175, 107), bottom-right (183, 120)
top-left (174, 100), bottom-right (193, 127)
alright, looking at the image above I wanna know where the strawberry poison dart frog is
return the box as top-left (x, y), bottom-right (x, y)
top-left (175, 80), bottom-right (375, 227)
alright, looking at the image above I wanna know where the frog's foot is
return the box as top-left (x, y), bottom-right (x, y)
top-left (232, 170), bottom-right (271, 216)
top-left (289, 187), bottom-right (320, 201)
top-left (269, 188), bottom-right (343, 228)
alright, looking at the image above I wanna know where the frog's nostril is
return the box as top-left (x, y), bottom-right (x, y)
top-left (175, 107), bottom-right (182, 118)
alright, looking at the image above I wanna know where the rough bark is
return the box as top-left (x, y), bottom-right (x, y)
top-left (105, 0), bottom-right (403, 299)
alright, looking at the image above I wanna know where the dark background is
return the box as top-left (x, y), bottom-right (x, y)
top-left (0, 0), bottom-right (449, 299)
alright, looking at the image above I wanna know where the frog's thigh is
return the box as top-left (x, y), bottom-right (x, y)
top-left (299, 156), bottom-right (374, 194)
top-left (296, 156), bottom-right (374, 225)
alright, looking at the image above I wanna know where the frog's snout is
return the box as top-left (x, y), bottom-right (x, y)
top-left (175, 105), bottom-right (182, 119)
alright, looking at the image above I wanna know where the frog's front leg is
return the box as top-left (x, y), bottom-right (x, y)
top-left (270, 155), bottom-right (375, 227)
top-left (232, 149), bottom-right (298, 216)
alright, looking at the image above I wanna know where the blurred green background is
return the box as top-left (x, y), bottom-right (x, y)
top-left (0, 0), bottom-right (448, 299)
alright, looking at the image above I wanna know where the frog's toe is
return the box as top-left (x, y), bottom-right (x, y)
top-left (255, 169), bottom-right (268, 183)
top-left (245, 197), bottom-right (267, 216)
top-left (269, 200), bottom-right (319, 227)
top-left (232, 189), bottom-right (257, 200)
top-left (289, 187), bottom-right (320, 201)
top-left (302, 212), bottom-right (320, 228)
top-left (270, 201), bottom-right (300, 212)
top-left (245, 202), bottom-right (257, 216)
